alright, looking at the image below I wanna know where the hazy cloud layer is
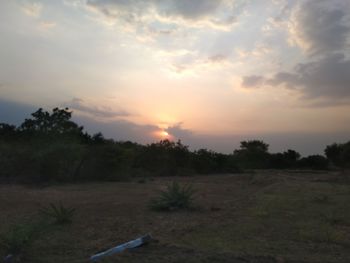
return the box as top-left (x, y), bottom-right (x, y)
top-left (0, 98), bottom-right (36, 125)
top-left (74, 115), bottom-right (158, 144)
top-left (65, 98), bottom-right (129, 119)
top-left (1, 98), bottom-right (348, 156)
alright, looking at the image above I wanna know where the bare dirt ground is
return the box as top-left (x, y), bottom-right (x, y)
top-left (1, 170), bottom-right (350, 263)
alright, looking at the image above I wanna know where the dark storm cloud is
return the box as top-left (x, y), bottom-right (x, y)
top-left (291, 0), bottom-right (350, 55)
top-left (65, 98), bottom-right (129, 119)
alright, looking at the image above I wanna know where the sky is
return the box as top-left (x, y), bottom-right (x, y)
top-left (0, 0), bottom-right (350, 156)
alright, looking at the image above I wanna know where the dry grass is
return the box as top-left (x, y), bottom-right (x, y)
top-left (0, 171), bottom-right (350, 262)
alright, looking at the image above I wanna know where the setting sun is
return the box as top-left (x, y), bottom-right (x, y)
top-left (160, 131), bottom-right (169, 137)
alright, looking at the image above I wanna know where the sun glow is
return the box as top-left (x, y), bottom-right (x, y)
top-left (153, 129), bottom-right (171, 140)
top-left (160, 130), bottom-right (169, 137)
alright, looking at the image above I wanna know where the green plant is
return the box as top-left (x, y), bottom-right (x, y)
top-left (150, 182), bottom-right (195, 211)
top-left (0, 223), bottom-right (37, 255)
top-left (40, 202), bottom-right (76, 224)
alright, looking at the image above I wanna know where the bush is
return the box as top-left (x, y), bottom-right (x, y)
top-left (39, 202), bottom-right (76, 224)
top-left (0, 222), bottom-right (38, 255)
top-left (298, 155), bottom-right (329, 170)
top-left (150, 182), bottom-right (195, 211)
top-left (325, 141), bottom-right (350, 168)
top-left (37, 143), bottom-right (86, 182)
top-left (233, 140), bottom-right (270, 169)
top-left (134, 140), bottom-right (190, 176)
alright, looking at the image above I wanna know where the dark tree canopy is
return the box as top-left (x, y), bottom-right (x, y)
top-left (19, 107), bottom-right (83, 135)
top-left (325, 142), bottom-right (350, 168)
top-left (238, 140), bottom-right (269, 152)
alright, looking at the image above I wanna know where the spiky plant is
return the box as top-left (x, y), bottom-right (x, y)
top-left (150, 182), bottom-right (195, 211)
top-left (40, 202), bottom-right (76, 224)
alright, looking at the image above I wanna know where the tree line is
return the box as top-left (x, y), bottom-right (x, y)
top-left (0, 107), bottom-right (348, 183)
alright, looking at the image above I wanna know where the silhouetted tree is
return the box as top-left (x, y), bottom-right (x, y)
top-left (269, 149), bottom-right (301, 169)
top-left (234, 140), bottom-right (270, 169)
top-left (325, 141), bottom-right (350, 168)
top-left (19, 107), bottom-right (83, 136)
top-left (298, 155), bottom-right (328, 170)
top-left (0, 123), bottom-right (17, 138)
top-left (134, 140), bottom-right (190, 176)
top-left (239, 140), bottom-right (269, 152)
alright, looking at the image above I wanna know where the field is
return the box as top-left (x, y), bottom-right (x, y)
top-left (1, 170), bottom-right (350, 263)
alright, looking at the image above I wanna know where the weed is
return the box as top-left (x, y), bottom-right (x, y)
top-left (150, 182), bottom-right (195, 211)
top-left (40, 202), bottom-right (76, 224)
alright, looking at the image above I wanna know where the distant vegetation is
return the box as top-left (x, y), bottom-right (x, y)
top-left (0, 107), bottom-right (348, 183)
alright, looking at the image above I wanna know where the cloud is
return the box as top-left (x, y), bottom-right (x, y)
top-left (288, 0), bottom-right (350, 55)
top-left (39, 21), bottom-right (56, 30)
top-left (65, 98), bottom-right (129, 119)
top-left (241, 75), bottom-right (265, 88)
top-left (0, 98), bottom-right (36, 125)
top-left (159, 0), bottom-right (225, 21)
top-left (86, 0), bottom-right (246, 30)
top-left (241, 1), bottom-right (350, 106)
top-left (207, 54), bottom-right (227, 64)
top-left (21, 1), bottom-right (42, 17)
top-left (270, 54), bottom-right (350, 99)
top-left (166, 123), bottom-right (193, 140)
top-left (242, 53), bottom-right (350, 104)
top-left (167, 52), bottom-right (232, 75)
top-left (74, 114), bottom-right (159, 143)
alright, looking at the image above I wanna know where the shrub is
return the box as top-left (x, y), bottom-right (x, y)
top-left (37, 143), bottom-right (85, 182)
top-left (298, 155), bottom-right (329, 170)
top-left (150, 182), bottom-right (195, 211)
top-left (0, 222), bottom-right (38, 255)
top-left (39, 202), bottom-right (76, 224)
top-left (325, 141), bottom-right (350, 168)
top-left (233, 140), bottom-right (270, 169)
top-left (134, 140), bottom-right (190, 176)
